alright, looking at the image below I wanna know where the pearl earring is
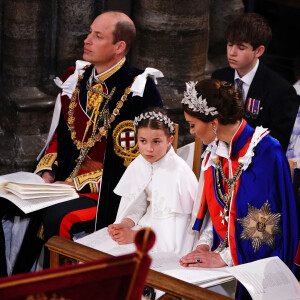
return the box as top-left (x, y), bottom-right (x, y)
top-left (212, 127), bottom-right (217, 136)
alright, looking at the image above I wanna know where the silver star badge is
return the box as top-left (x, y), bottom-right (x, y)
top-left (237, 201), bottom-right (281, 252)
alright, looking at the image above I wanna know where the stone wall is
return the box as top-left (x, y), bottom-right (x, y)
top-left (130, 0), bottom-right (210, 146)
top-left (0, 0), bottom-right (102, 174)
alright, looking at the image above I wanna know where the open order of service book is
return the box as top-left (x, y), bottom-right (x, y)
top-left (76, 228), bottom-right (300, 300)
top-left (152, 254), bottom-right (300, 300)
top-left (0, 172), bottom-right (78, 214)
top-left (76, 228), bottom-right (234, 288)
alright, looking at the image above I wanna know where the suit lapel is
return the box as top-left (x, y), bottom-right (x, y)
top-left (247, 63), bottom-right (266, 100)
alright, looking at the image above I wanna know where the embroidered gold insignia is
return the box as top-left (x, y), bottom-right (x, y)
top-left (34, 153), bottom-right (58, 174)
top-left (74, 170), bottom-right (103, 190)
top-left (237, 200), bottom-right (282, 252)
top-left (113, 120), bottom-right (139, 167)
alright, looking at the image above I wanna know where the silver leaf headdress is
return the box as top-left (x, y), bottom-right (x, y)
top-left (181, 81), bottom-right (218, 116)
top-left (133, 111), bottom-right (175, 134)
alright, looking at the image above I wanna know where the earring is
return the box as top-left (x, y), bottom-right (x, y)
top-left (212, 127), bottom-right (217, 136)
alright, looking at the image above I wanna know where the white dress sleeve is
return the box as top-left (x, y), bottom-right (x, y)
top-left (218, 247), bottom-right (234, 267)
top-left (118, 191), bottom-right (148, 225)
top-left (195, 213), bottom-right (214, 249)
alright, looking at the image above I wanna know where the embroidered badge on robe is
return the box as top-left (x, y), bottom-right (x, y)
top-left (237, 200), bottom-right (282, 252)
top-left (113, 120), bottom-right (139, 166)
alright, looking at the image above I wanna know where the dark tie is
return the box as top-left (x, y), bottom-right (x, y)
top-left (235, 78), bottom-right (244, 102)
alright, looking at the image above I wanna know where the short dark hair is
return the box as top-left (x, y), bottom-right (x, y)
top-left (182, 79), bottom-right (244, 125)
top-left (136, 107), bottom-right (173, 138)
top-left (225, 13), bottom-right (272, 50)
top-left (112, 16), bottom-right (136, 55)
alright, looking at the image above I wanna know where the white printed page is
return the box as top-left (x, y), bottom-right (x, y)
top-left (0, 172), bottom-right (76, 192)
top-left (6, 182), bottom-right (76, 193)
top-left (5, 188), bottom-right (77, 199)
top-left (76, 227), bottom-right (135, 256)
top-left (227, 257), bottom-right (300, 300)
top-left (0, 171), bottom-right (44, 188)
top-left (0, 190), bottom-right (78, 214)
top-left (77, 231), bottom-right (234, 288)
top-left (0, 171), bottom-right (78, 213)
top-left (150, 252), bottom-right (233, 286)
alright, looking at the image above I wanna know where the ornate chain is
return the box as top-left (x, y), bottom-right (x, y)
top-left (215, 157), bottom-right (243, 229)
top-left (215, 157), bottom-right (243, 211)
top-left (214, 157), bottom-right (243, 250)
top-left (86, 81), bottom-right (116, 99)
top-left (65, 67), bottom-right (135, 182)
top-left (218, 231), bottom-right (228, 252)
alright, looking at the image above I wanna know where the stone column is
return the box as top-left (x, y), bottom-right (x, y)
top-left (207, 0), bottom-right (244, 73)
top-left (102, 0), bottom-right (132, 17)
top-left (0, 0), bottom-right (3, 85)
top-left (130, 0), bottom-right (210, 145)
top-left (0, 0), bottom-right (54, 174)
top-left (55, 0), bottom-right (99, 76)
top-left (0, 0), bottom-right (103, 174)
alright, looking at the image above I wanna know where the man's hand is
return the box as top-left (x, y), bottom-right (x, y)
top-left (42, 171), bottom-right (55, 183)
top-left (54, 181), bottom-right (75, 187)
top-left (179, 244), bottom-right (226, 268)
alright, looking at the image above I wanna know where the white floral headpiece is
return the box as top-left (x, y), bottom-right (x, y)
top-left (133, 111), bottom-right (175, 134)
top-left (181, 81), bottom-right (219, 116)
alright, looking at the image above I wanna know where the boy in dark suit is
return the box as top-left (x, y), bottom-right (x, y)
top-left (212, 13), bottom-right (299, 152)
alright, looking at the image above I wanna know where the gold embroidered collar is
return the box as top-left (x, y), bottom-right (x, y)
top-left (93, 57), bottom-right (126, 83)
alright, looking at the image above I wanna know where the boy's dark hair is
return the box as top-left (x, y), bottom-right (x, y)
top-left (225, 13), bottom-right (272, 50)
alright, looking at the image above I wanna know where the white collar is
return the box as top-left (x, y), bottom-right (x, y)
top-left (234, 59), bottom-right (259, 87)
top-left (140, 146), bottom-right (175, 169)
top-left (202, 123), bottom-right (269, 172)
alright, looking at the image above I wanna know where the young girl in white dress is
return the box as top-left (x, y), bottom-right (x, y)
top-left (108, 107), bottom-right (198, 255)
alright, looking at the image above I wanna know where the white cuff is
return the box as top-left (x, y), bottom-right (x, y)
top-left (197, 232), bottom-right (213, 249)
top-left (218, 247), bottom-right (234, 267)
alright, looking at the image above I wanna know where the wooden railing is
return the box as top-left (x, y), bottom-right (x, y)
top-left (46, 236), bottom-right (233, 300)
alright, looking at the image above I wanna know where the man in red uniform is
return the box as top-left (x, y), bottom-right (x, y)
top-left (0, 11), bottom-right (163, 275)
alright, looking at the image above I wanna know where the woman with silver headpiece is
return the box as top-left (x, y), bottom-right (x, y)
top-left (179, 79), bottom-right (298, 299)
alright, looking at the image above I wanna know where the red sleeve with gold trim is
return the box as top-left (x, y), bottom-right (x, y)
top-left (34, 67), bottom-right (76, 175)
top-left (34, 132), bottom-right (58, 174)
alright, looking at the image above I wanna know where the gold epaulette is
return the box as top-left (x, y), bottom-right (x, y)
top-left (34, 153), bottom-right (58, 174)
top-left (74, 170), bottom-right (103, 191)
